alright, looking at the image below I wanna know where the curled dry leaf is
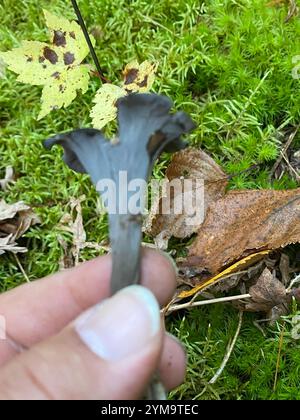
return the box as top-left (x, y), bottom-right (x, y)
top-left (144, 148), bottom-right (228, 248)
top-left (59, 195), bottom-right (104, 266)
top-left (185, 188), bottom-right (300, 278)
top-left (237, 267), bottom-right (292, 324)
top-left (245, 267), bottom-right (288, 312)
top-left (59, 196), bottom-right (86, 253)
top-left (0, 200), bottom-right (28, 221)
top-left (0, 235), bottom-right (27, 255)
top-left (58, 236), bottom-right (75, 270)
top-left (0, 199), bottom-right (40, 255)
top-left (0, 166), bottom-right (14, 190)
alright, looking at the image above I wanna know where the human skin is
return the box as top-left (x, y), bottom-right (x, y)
top-left (0, 249), bottom-right (186, 400)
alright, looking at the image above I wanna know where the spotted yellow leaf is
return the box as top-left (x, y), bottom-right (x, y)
top-left (0, 10), bottom-right (95, 119)
top-left (43, 10), bottom-right (90, 64)
top-left (179, 250), bottom-right (271, 299)
top-left (90, 84), bottom-right (126, 130)
top-left (91, 60), bottom-right (158, 129)
top-left (122, 60), bottom-right (157, 93)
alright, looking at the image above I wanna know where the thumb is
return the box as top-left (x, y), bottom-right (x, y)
top-left (0, 286), bottom-right (163, 400)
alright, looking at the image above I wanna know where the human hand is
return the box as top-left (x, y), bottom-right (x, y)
top-left (0, 249), bottom-right (186, 399)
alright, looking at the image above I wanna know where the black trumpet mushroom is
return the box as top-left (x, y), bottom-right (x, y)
top-left (44, 93), bottom-right (195, 295)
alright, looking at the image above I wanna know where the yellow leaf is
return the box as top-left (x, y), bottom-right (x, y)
top-left (91, 60), bottom-right (158, 129)
top-left (43, 10), bottom-right (90, 64)
top-left (122, 60), bottom-right (158, 93)
top-left (0, 10), bottom-right (95, 119)
top-left (178, 250), bottom-right (271, 299)
top-left (0, 41), bottom-right (58, 86)
top-left (38, 65), bottom-right (90, 120)
top-left (90, 84), bottom-right (126, 130)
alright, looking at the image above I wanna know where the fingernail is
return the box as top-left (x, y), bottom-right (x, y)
top-left (74, 285), bottom-right (161, 361)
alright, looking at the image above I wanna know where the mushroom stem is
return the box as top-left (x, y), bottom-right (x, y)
top-left (109, 213), bottom-right (142, 294)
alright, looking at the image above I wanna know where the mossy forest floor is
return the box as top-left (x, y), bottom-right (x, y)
top-left (1, 0), bottom-right (300, 400)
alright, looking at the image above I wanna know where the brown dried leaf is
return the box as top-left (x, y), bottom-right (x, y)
top-left (0, 200), bottom-right (29, 222)
top-left (144, 148), bottom-right (228, 247)
top-left (58, 236), bottom-right (75, 270)
top-left (245, 268), bottom-right (287, 312)
top-left (186, 188), bottom-right (300, 277)
top-left (0, 199), bottom-right (40, 255)
top-left (279, 253), bottom-right (290, 286)
top-left (0, 235), bottom-right (28, 255)
top-left (59, 196), bottom-right (103, 265)
top-left (59, 196), bottom-right (86, 265)
top-left (15, 210), bottom-right (40, 240)
top-left (0, 166), bottom-right (14, 191)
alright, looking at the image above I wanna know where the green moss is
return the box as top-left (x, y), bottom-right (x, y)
top-left (1, 0), bottom-right (300, 400)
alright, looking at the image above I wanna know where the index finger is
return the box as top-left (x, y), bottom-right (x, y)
top-left (0, 248), bottom-right (176, 363)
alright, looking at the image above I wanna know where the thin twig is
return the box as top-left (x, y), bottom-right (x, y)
top-left (270, 124), bottom-right (300, 178)
top-left (188, 268), bottom-right (250, 305)
top-left (273, 322), bottom-right (285, 392)
top-left (209, 311), bottom-right (243, 385)
top-left (70, 0), bottom-right (108, 82)
top-left (166, 279), bottom-right (299, 315)
top-left (165, 293), bottom-right (250, 315)
top-left (14, 254), bottom-right (30, 283)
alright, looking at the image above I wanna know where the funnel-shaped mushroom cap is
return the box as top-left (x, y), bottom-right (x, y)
top-left (44, 93), bottom-right (195, 186)
top-left (45, 93), bottom-right (195, 293)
